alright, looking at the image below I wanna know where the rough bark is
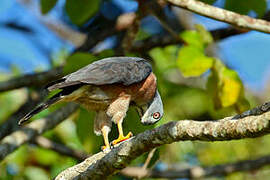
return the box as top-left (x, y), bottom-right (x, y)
top-left (55, 102), bottom-right (270, 180)
top-left (0, 67), bottom-right (62, 92)
top-left (167, 0), bottom-right (270, 34)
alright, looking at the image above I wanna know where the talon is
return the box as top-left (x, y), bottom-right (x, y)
top-left (112, 132), bottom-right (133, 145)
top-left (101, 145), bottom-right (111, 153)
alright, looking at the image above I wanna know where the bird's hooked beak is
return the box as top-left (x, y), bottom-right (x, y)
top-left (137, 90), bottom-right (163, 125)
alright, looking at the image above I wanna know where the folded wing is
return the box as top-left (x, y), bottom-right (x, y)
top-left (47, 57), bottom-right (152, 91)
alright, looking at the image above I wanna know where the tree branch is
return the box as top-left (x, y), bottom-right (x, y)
top-left (131, 27), bottom-right (245, 53)
top-left (0, 103), bottom-right (79, 161)
top-left (32, 136), bottom-right (88, 161)
top-left (55, 102), bottom-right (270, 180)
top-left (0, 67), bottom-right (62, 92)
top-left (0, 91), bottom-right (43, 140)
top-left (121, 154), bottom-right (270, 179)
top-left (166, 0), bottom-right (270, 34)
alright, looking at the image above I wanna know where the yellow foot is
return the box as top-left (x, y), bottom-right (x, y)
top-left (101, 145), bottom-right (111, 153)
top-left (112, 132), bottom-right (133, 146)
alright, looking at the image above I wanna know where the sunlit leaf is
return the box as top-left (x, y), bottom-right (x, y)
top-left (195, 24), bottom-right (213, 45)
top-left (40, 0), bottom-right (58, 14)
top-left (219, 68), bottom-right (242, 107)
top-left (177, 46), bottom-right (214, 77)
top-left (180, 31), bottom-right (203, 49)
top-left (149, 46), bottom-right (178, 72)
top-left (65, 0), bottom-right (100, 25)
top-left (64, 52), bottom-right (97, 75)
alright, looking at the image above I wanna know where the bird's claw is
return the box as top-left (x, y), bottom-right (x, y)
top-left (111, 132), bottom-right (133, 146)
top-left (101, 145), bottom-right (111, 153)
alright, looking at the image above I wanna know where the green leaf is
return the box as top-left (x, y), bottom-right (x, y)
top-left (180, 25), bottom-right (212, 49)
top-left (149, 45), bottom-right (178, 72)
top-left (64, 52), bottom-right (97, 75)
top-left (195, 24), bottom-right (213, 45)
top-left (225, 0), bottom-right (267, 17)
top-left (206, 59), bottom-right (249, 111)
top-left (219, 67), bottom-right (242, 107)
top-left (40, 0), bottom-right (58, 14)
top-left (65, 0), bottom-right (100, 25)
top-left (177, 46), bottom-right (214, 77)
top-left (180, 31), bottom-right (204, 49)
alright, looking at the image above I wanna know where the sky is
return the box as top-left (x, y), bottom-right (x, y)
top-left (0, 0), bottom-right (270, 92)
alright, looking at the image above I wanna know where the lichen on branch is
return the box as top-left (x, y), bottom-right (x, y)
top-left (55, 102), bottom-right (270, 180)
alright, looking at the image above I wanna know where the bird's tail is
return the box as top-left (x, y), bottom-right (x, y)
top-left (18, 92), bottom-right (63, 125)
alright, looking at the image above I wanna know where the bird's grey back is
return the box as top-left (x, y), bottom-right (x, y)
top-left (47, 57), bottom-right (152, 91)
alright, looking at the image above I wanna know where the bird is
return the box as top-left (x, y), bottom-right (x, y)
top-left (18, 57), bottom-right (163, 151)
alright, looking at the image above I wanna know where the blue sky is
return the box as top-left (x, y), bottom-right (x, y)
top-left (0, 0), bottom-right (270, 92)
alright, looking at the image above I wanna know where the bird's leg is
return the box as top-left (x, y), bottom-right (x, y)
top-left (101, 126), bottom-right (111, 152)
top-left (107, 95), bottom-right (133, 146)
top-left (112, 117), bottom-right (133, 145)
top-left (94, 111), bottom-right (112, 152)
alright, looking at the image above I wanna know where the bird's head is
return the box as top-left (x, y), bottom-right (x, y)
top-left (136, 90), bottom-right (163, 125)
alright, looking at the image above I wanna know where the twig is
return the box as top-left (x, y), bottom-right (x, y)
top-left (133, 148), bottom-right (157, 180)
top-left (142, 148), bottom-right (156, 170)
top-left (166, 0), bottom-right (270, 34)
top-left (131, 34), bottom-right (182, 52)
top-left (0, 67), bottom-right (62, 92)
top-left (131, 26), bottom-right (243, 53)
top-left (33, 136), bottom-right (88, 161)
top-left (148, 0), bottom-right (179, 39)
top-left (55, 102), bottom-right (270, 180)
top-left (121, 154), bottom-right (270, 179)
top-left (0, 103), bottom-right (79, 161)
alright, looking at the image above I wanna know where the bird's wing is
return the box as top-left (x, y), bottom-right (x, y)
top-left (47, 57), bottom-right (152, 91)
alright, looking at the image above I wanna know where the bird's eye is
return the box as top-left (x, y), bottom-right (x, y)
top-left (152, 112), bottom-right (160, 119)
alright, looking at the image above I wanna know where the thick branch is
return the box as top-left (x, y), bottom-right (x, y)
top-left (0, 67), bottom-right (62, 92)
top-left (166, 0), bottom-right (270, 34)
top-left (55, 102), bottom-right (270, 180)
top-left (121, 154), bottom-right (270, 179)
top-left (0, 103), bottom-right (79, 161)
